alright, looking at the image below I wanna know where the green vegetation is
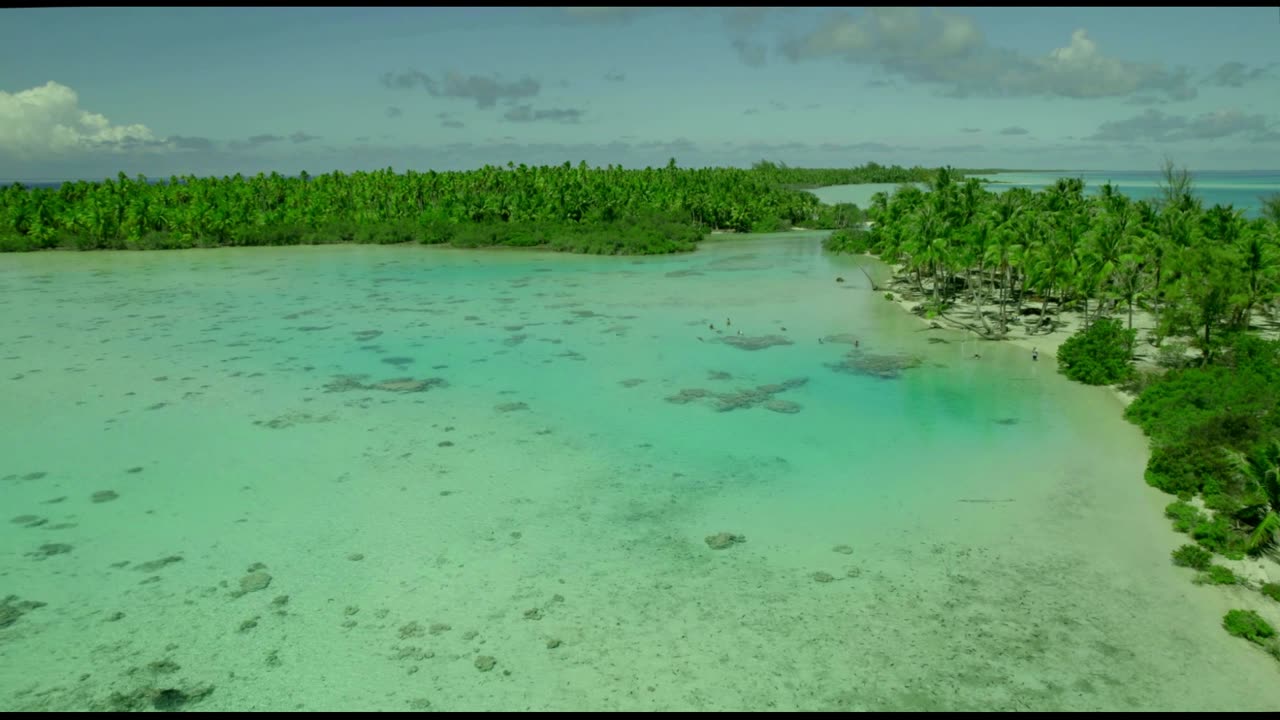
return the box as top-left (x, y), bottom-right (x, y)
top-left (1223, 609), bottom-right (1276, 645)
top-left (1056, 317), bottom-right (1136, 385)
top-left (835, 163), bottom-right (1280, 625)
top-left (1125, 334), bottom-right (1280, 557)
top-left (748, 159), bottom-right (1000, 189)
top-left (1263, 583), bottom-right (1280, 602)
top-left (1196, 564), bottom-right (1239, 585)
top-left (0, 161), bottom-right (964, 255)
top-left (829, 165), bottom-right (1279, 354)
top-left (1171, 543), bottom-right (1213, 570)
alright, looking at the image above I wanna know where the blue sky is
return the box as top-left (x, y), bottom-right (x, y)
top-left (1, 6), bottom-right (1277, 179)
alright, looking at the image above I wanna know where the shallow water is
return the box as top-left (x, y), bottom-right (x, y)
top-left (2, 234), bottom-right (1278, 711)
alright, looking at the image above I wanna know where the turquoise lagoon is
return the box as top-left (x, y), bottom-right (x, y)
top-left (2, 234), bottom-right (1278, 711)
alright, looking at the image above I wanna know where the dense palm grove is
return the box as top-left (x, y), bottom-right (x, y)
top-left (826, 166), bottom-right (1280, 634)
top-left (0, 161), bottom-right (968, 255)
top-left (829, 166), bottom-right (1280, 358)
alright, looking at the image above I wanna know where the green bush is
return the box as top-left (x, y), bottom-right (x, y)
top-left (1262, 583), bottom-right (1280, 602)
top-left (750, 216), bottom-right (791, 233)
top-left (1191, 514), bottom-right (1248, 557)
top-left (1195, 564), bottom-right (1238, 585)
top-left (1165, 500), bottom-right (1205, 532)
top-left (1223, 609), bottom-right (1276, 644)
top-left (1171, 544), bottom-right (1212, 570)
top-left (822, 228), bottom-right (873, 254)
top-left (1156, 341), bottom-right (1193, 370)
top-left (1056, 317), bottom-right (1136, 385)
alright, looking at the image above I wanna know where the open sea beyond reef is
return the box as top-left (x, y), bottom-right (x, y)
top-left (808, 170), bottom-right (1280, 218)
top-left (3, 230), bottom-right (1280, 709)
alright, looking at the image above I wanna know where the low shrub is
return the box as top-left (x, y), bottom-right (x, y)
top-left (1223, 609), bottom-right (1276, 644)
top-left (1056, 317), bottom-right (1136, 385)
top-left (1171, 544), bottom-right (1212, 570)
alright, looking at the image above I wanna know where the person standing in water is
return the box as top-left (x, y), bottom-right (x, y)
top-left (1032, 347), bottom-right (1039, 361)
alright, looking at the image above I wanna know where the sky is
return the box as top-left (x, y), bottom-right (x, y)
top-left (1, 6), bottom-right (1278, 180)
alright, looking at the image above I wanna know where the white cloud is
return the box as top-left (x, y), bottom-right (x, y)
top-left (0, 81), bottom-right (159, 156)
top-left (778, 9), bottom-right (1196, 102)
top-left (1088, 108), bottom-right (1280, 143)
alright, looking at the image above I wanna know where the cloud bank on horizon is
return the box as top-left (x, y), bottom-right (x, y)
top-left (0, 6), bottom-right (1276, 179)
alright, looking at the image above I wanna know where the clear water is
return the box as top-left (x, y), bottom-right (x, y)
top-left (2, 235), bottom-right (1277, 711)
top-left (971, 171), bottom-right (1280, 218)
top-left (807, 171), bottom-right (1280, 218)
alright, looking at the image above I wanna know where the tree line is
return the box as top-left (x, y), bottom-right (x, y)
top-left (0, 161), bottom-right (994, 255)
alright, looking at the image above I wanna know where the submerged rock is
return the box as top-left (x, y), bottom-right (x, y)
top-left (239, 571), bottom-right (272, 594)
top-left (826, 349), bottom-right (923, 380)
top-left (0, 595), bottom-right (47, 628)
top-left (323, 375), bottom-right (447, 394)
top-left (764, 399), bottom-right (802, 414)
top-left (720, 334), bottom-right (793, 351)
top-left (705, 532), bottom-right (746, 550)
top-left (666, 377), bottom-right (807, 414)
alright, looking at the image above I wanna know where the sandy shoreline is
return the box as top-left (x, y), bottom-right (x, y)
top-left (852, 253), bottom-right (1156, 407)
top-left (852, 251), bottom-right (1280, 592)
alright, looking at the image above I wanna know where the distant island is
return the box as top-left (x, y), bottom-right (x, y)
top-left (0, 160), bottom-right (1012, 255)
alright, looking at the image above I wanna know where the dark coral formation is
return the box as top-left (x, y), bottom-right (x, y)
top-left (255, 412), bottom-right (336, 429)
top-left (0, 595), bottom-right (47, 628)
top-left (719, 334), bottom-right (793, 351)
top-left (666, 377), bottom-right (807, 414)
top-left (323, 375), bottom-right (447, 394)
top-left (705, 532), bottom-right (746, 550)
top-left (826, 349), bottom-right (923, 380)
top-left (26, 543), bottom-right (72, 559)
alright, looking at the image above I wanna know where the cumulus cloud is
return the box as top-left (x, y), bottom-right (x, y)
top-left (247, 134), bottom-right (284, 146)
top-left (777, 8), bottom-right (1195, 102)
top-left (289, 131), bottom-right (320, 144)
top-left (381, 69), bottom-right (540, 109)
top-left (723, 8), bottom-right (773, 33)
top-left (1202, 61), bottom-right (1271, 88)
top-left (385, 106), bottom-right (403, 118)
top-left (502, 105), bottom-right (585, 124)
top-left (557, 7), bottom-right (652, 23)
top-left (999, 126), bottom-right (1029, 136)
top-left (167, 136), bottom-right (216, 152)
top-left (731, 38), bottom-right (768, 67)
top-left (0, 81), bottom-right (160, 156)
top-left (1088, 108), bottom-right (1280, 143)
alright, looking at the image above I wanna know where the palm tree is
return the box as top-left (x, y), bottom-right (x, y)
top-left (1225, 440), bottom-right (1280, 555)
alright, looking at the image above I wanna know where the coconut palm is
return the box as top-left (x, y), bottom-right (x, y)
top-left (1225, 440), bottom-right (1280, 555)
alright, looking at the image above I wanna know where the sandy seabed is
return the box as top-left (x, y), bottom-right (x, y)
top-left (2, 235), bottom-right (1279, 711)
